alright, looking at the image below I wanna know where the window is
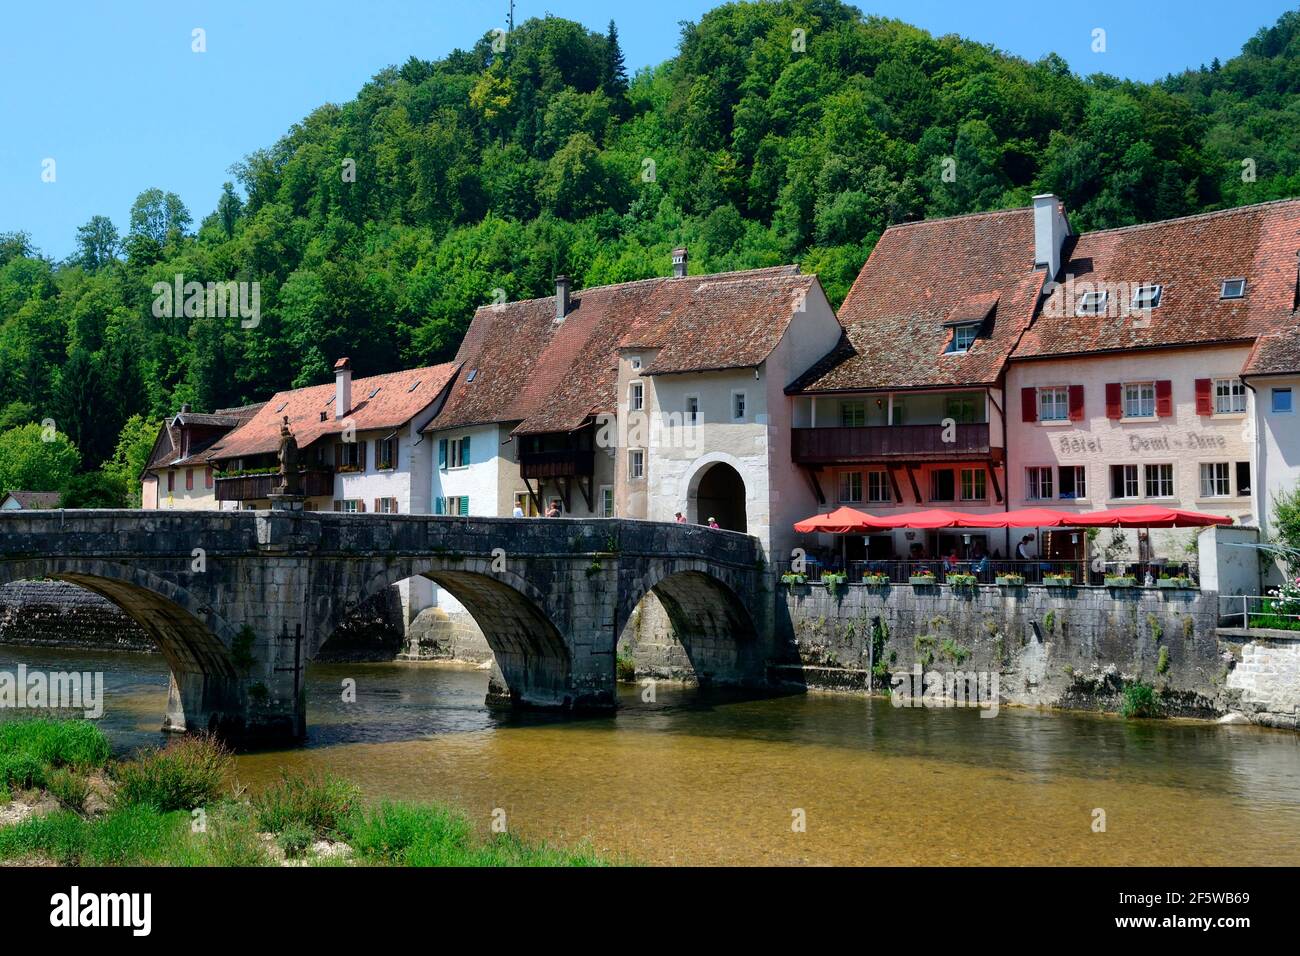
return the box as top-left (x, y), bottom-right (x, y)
top-left (1123, 382), bottom-right (1156, 419)
top-left (840, 401), bottom-right (866, 427)
top-left (629, 356), bottom-right (642, 371)
top-left (367, 386), bottom-right (381, 399)
top-left (337, 499), bottom-right (361, 514)
top-left (1221, 278), bottom-right (1246, 300)
top-left (867, 470), bottom-right (891, 503)
top-left (514, 492), bottom-right (539, 517)
top-left (446, 437), bottom-right (469, 469)
top-left (838, 471), bottom-right (863, 503)
top-left (1026, 466), bottom-right (1053, 501)
top-left (204, 467), bottom-right (213, 490)
top-left (1130, 284), bottom-right (1162, 310)
top-left (376, 435), bottom-right (398, 470)
top-left (960, 468), bottom-right (986, 501)
top-left (945, 396), bottom-right (979, 423)
top-left (600, 485), bottom-right (614, 518)
top-left (628, 449), bottom-right (644, 480)
top-left (433, 496), bottom-right (467, 516)
top-left (407, 379), bottom-right (422, 393)
top-left (1236, 461), bottom-right (1252, 497)
top-left (948, 324), bottom-right (978, 353)
top-left (1058, 465), bottom-right (1086, 500)
top-left (466, 369), bottom-right (477, 383)
top-left (375, 497), bottom-right (398, 514)
top-left (185, 468), bottom-right (194, 491)
top-left (1273, 387), bottom-right (1293, 413)
top-left (629, 381), bottom-right (644, 412)
top-left (1077, 290), bottom-right (1108, 315)
top-left (1200, 462), bottom-right (1231, 498)
top-left (890, 399), bottom-right (905, 425)
top-left (685, 395), bottom-right (700, 425)
top-left (732, 391), bottom-right (747, 422)
top-left (1038, 387), bottom-right (1069, 422)
top-left (167, 471), bottom-right (174, 492)
top-left (337, 440), bottom-right (363, 472)
top-left (1110, 464), bottom-right (1140, 499)
top-left (929, 469), bottom-right (955, 502)
top-left (1145, 463), bottom-right (1174, 498)
top-left (1214, 379), bottom-right (1247, 415)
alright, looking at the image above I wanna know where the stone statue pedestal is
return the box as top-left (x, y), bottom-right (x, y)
top-left (268, 492), bottom-right (306, 512)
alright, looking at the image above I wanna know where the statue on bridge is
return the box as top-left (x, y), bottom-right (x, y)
top-left (276, 416), bottom-right (300, 495)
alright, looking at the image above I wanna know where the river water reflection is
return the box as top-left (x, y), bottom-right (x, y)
top-left (4, 645), bottom-right (1299, 866)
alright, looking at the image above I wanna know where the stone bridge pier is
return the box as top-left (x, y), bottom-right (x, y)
top-left (0, 508), bottom-right (770, 746)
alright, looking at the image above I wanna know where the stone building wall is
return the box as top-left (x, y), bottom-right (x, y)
top-left (1221, 629), bottom-right (1300, 729)
top-left (0, 580), bottom-right (156, 653)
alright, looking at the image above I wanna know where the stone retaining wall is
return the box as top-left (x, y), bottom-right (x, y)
top-left (0, 580), bottom-right (156, 653)
top-left (1220, 628), bottom-right (1300, 729)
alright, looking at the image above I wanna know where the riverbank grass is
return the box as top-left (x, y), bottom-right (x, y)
top-left (0, 719), bottom-right (606, 866)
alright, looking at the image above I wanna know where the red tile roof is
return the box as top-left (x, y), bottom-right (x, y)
top-left (1014, 199), bottom-right (1300, 361)
top-left (789, 208), bottom-right (1044, 393)
top-left (427, 265), bottom-right (807, 436)
top-left (1244, 323), bottom-right (1300, 376)
top-left (208, 362), bottom-right (458, 462)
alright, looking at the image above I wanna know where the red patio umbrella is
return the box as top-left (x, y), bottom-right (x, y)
top-left (793, 506), bottom-right (885, 534)
top-left (881, 508), bottom-right (982, 530)
top-left (1068, 505), bottom-right (1233, 528)
top-left (958, 507), bottom-right (1079, 529)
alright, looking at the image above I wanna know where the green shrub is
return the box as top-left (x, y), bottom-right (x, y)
top-left (343, 800), bottom-right (475, 865)
top-left (0, 718), bottom-right (110, 780)
top-left (0, 751), bottom-right (45, 792)
top-left (112, 734), bottom-right (231, 812)
top-left (47, 768), bottom-right (90, 812)
top-left (252, 771), bottom-right (360, 838)
top-left (1156, 646), bottom-right (1170, 675)
top-left (1121, 680), bottom-right (1161, 719)
top-left (0, 809), bottom-right (87, 865)
top-left (615, 655), bottom-right (636, 682)
top-left (276, 822), bottom-right (315, 859)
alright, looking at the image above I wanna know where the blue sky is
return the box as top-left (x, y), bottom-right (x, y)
top-left (2, 0), bottom-right (1295, 259)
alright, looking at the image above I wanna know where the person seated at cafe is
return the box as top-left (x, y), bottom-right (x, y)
top-left (943, 549), bottom-right (960, 572)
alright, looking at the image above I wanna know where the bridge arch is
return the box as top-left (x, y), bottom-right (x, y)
top-left (619, 560), bottom-right (763, 688)
top-left (0, 559), bottom-right (243, 735)
top-left (320, 556), bottom-right (573, 709)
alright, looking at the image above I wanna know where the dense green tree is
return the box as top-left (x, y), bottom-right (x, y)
top-left (0, 423), bottom-right (80, 495)
top-left (72, 216), bottom-right (120, 271)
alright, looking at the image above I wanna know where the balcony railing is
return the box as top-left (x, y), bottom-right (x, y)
top-left (214, 469), bottom-right (334, 501)
top-left (519, 448), bottom-right (595, 480)
top-left (792, 423), bottom-right (993, 464)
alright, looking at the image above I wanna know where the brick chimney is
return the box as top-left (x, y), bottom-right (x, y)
top-left (672, 246), bottom-right (688, 278)
top-left (555, 275), bottom-right (571, 322)
top-left (1032, 194), bottom-right (1069, 282)
top-left (334, 357), bottom-right (352, 419)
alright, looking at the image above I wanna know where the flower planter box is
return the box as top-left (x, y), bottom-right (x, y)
top-left (780, 574), bottom-right (808, 586)
top-left (995, 575), bottom-right (1025, 587)
top-left (1156, 577), bottom-right (1194, 589)
top-left (820, 574), bottom-right (848, 592)
top-left (946, 574), bottom-right (978, 588)
top-left (861, 575), bottom-right (891, 587)
top-left (909, 575), bottom-right (938, 586)
top-left (1104, 576), bottom-right (1137, 588)
top-left (1043, 575), bottom-right (1074, 588)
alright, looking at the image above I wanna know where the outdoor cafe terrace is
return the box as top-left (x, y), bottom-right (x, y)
top-left (791, 505), bottom-right (1233, 587)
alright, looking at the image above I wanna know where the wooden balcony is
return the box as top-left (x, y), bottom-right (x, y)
top-left (214, 469), bottom-right (334, 501)
top-left (519, 449), bottom-right (595, 480)
top-left (792, 423), bottom-right (995, 464)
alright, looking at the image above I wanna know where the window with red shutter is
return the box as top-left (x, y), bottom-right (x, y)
top-left (1105, 383), bottom-right (1123, 419)
top-left (1155, 380), bottom-right (1173, 417)
top-left (1021, 387), bottom-right (1037, 422)
top-left (374, 498), bottom-right (380, 514)
top-left (185, 468), bottom-right (193, 491)
top-left (1194, 378), bottom-right (1213, 416)
top-left (204, 466), bottom-right (213, 489)
top-left (1068, 385), bottom-right (1085, 421)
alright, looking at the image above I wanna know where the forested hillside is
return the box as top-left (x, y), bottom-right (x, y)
top-left (2, 0), bottom-right (1299, 504)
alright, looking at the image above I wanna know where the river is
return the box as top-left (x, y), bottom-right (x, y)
top-left (3, 645), bottom-right (1299, 866)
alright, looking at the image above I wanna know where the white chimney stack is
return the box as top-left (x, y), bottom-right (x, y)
top-left (334, 357), bottom-right (352, 420)
top-left (555, 275), bottom-right (571, 322)
top-left (672, 246), bottom-right (688, 278)
top-left (1032, 194), bottom-right (1070, 282)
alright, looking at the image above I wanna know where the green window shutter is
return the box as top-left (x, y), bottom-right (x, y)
top-left (460, 496), bottom-right (469, 515)
top-left (438, 439), bottom-right (447, 470)
top-left (434, 497), bottom-right (444, 515)
top-left (461, 434), bottom-right (471, 464)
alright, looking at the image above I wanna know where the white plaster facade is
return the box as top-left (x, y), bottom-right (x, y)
top-left (1247, 372), bottom-right (1300, 583)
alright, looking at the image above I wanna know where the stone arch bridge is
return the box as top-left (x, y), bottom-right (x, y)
top-left (0, 510), bottom-right (771, 745)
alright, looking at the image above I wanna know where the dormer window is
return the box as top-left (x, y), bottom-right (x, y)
top-left (368, 386), bottom-right (381, 399)
top-left (1130, 284), bottom-right (1162, 310)
top-left (407, 380), bottom-right (421, 392)
top-left (1077, 290), bottom-right (1108, 316)
top-left (1221, 278), bottom-right (1246, 299)
top-left (466, 369), bottom-right (478, 383)
top-left (947, 324), bottom-right (979, 354)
